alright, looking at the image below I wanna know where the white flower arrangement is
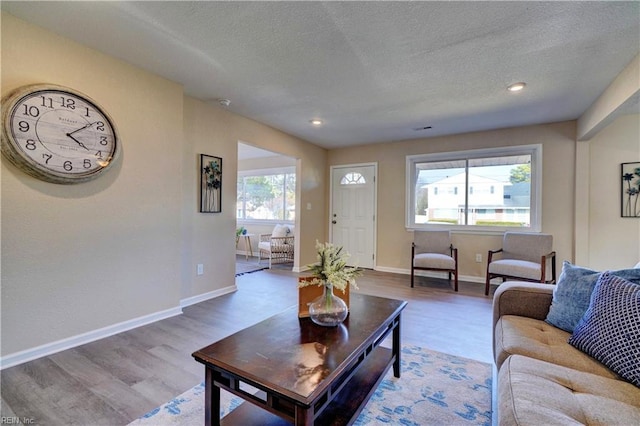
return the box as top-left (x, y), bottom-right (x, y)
top-left (300, 241), bottom-right (362, 291)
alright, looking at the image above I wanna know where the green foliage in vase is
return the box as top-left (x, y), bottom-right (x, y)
top-left (300, 241), bottom-right (363, 291)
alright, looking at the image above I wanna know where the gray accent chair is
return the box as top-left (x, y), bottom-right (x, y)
top-left (411, 230), bottom-right (458, 291)
top-left (485, 232), bottom-right (556, 295)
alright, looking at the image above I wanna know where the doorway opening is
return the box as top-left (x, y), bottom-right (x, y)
top-left (236, 142), bottom-right (297, 274)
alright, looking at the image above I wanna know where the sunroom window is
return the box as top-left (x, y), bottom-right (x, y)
top-left (237, 167), bottom-right (295, 221)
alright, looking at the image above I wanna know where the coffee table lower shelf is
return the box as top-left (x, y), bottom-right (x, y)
top-left (220, 346), bottom-right (393, 425)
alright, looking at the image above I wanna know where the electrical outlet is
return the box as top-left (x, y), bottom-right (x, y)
top-left (475, 254), bottom-right (482, 263)
top-left (197, 264), bottom-right (204, 275)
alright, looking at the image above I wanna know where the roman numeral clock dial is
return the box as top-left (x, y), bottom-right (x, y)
top-left (1, 84), bottom-right (120, 184)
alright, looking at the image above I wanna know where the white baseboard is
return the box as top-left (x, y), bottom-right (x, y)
top-left (0, 306), bottom-right (182, 370)
top-left (373, 265), bottom-right (486, 285)
top-left (180, 285), bottom-right (237, 308)
top-left (292, 265), bottom-right (309, 273)
top-left (1, 286), bottom-right (239, 370)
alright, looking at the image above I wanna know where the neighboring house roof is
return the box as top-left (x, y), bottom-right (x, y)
top-left (421, 172), bottom-right (504, 188)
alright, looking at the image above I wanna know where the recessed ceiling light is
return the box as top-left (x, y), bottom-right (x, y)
top-left (507, 82), bottom-right (526, 92)
top-left (310, 119), bottom-right (323, 126)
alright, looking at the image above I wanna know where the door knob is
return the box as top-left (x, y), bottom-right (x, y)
top-left (332, 220), bottom-right (337, 224)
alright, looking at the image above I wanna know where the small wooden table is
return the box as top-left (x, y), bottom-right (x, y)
top-left (192, 293), bottom-right (407, 425)
top-left (236, 234), bottom-right (254, 260)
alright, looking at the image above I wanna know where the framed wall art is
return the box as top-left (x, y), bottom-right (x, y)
top-left (200, 154), bottom-right (222, 213)
top-left (621, 161), bottom-right (640, 218)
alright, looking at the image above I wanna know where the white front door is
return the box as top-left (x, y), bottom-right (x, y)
top-left (330, 164), bottom-right (376, 269)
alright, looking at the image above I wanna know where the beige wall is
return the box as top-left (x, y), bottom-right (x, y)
top-left (202, 105), bottom-right (328, 271)
top-left (1, 13), bottom-right (327, 360)
top-left (582, 114), bottom-right (640, 270)
top-left (182, 97), bottom-right (326, 286)
top-left (328, 122), bottom-right (577, 280)
top-left (1, 14), bottom-right (184, 355)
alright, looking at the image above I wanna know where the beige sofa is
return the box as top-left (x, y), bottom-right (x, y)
top-left (492, 282), bottom-right (640, 425)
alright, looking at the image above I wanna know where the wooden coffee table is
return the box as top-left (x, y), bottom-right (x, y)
top-left (192, 293), bottom-right (407, 425)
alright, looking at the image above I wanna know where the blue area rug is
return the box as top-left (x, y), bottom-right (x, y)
top-left (130, 345), bottom-right (492, 425)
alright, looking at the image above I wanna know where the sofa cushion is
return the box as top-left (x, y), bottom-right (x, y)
top-left (545, 261), bottom-right (640, 333)
top-left (494, 315), bottom-right (617, 379)
top-left (569, 272), bottom-right (640, 387)
top-left (499, 355), bottom-right (640, 426)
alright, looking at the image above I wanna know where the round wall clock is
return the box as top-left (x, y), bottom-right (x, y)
top-left (1, 84), bottom-right (120, 184)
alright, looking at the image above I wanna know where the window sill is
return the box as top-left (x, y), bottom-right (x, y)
top-left (405, 226), bottom-right (541, 236)
top-left (238, 219), bottom-right (295, 226)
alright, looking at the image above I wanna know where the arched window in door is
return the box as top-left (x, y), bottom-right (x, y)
top-left (340, 172), bottom-right (366, 185)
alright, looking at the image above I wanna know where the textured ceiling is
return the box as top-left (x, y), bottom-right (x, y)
top-left (2, 1), bottom-right (639, 149)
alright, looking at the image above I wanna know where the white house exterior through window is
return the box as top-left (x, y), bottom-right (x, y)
top-left (406, 145), bottom-right (542, 232)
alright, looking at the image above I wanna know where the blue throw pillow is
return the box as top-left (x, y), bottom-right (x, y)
top-left (568, 272), bottom-right (640, 387)
top-left (545, 261), bottom-right (640, 332)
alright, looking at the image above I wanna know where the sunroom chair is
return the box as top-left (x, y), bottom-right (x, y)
top-left (258, 224), bottom-right (294, 268)
top-left (485, 232), bottom-right (556, 295)
top-left (411, 230), bottom-right (458, 291)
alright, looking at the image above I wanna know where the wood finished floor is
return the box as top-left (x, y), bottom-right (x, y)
top-left (1, 262), bottom-right (493, 425)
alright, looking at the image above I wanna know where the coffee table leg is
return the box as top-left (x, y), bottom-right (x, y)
top-left (294, 405), bottom-right (313, 425)
top-left (393, 314), bottom-right (401, 378)
top-left (205, 368), bottom-right (221, 426)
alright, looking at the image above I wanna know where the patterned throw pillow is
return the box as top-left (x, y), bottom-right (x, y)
top-left (568, 272), bottom-right (640, 387)
top-left (545, 261), bottom-right (640, 332)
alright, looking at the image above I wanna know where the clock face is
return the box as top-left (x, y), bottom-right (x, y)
top-left (1, 84), bottom-right (119, 184)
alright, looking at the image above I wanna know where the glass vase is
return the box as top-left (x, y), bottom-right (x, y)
top-left (309, 283), bottom-right (348, 327)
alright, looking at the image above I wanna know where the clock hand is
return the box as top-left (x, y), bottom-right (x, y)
top-left (68, 122), bottom-right (96, 136)
top-left (66, 133), bottom-right (90, 150)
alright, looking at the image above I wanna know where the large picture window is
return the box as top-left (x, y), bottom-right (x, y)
top-left (237, 167), bottom-right (296, 222)
top-left (406, 145), bottom-right (542, 231)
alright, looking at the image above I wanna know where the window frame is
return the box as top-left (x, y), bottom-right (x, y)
top-left (237, 166), bottom-right (296, 225)
top-left (406, 144), bottom-right (542, 233)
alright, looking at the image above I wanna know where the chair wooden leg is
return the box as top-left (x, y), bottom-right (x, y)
top-left (485, 274), bottom-right (491, 296)
top-left (411, 266), bottom-right (414, 288)
top-left (454, 270), bottom-right (458, 292)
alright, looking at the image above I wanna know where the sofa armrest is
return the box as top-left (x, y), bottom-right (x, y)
top-left (492, 281), bottom-right (555, 329)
